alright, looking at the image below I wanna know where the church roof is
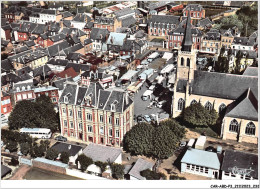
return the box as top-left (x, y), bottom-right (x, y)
top-left (181, 10), bottom-right (192, 52)
top-left (243, 67), bottom-right (258, 77)
top-left (225, 88), bottom-right (258, 121)
top-left (190, 71), bottom-right (258, 100)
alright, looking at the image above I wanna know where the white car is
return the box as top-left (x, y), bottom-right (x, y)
top-left (157, 100), bottom-right (166, 108)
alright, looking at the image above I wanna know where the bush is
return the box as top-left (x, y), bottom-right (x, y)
top-left (45, 148), bottom-right (59, 160)
top-left (110, 163), bottom-right (125, 180)
top-left (60, 151), bottom-right (70, 164)
top-left (169, 175), bottom-right (186, 180)
top-left (20, 142), bottom-right (30, 156)
top-left (76, 154), bottom-right (93, 172)
top-left (94, 161), bottom-right (108, 173)
top-left (32, 145), bottom-right (45, 158)
top-left (140, 169), bottom-right (166, 180)
top-left (5, 141), bottom-right (18, 152)
top-left (8, 157), bottom-right (19, 166)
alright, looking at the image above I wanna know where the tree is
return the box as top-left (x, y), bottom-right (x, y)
top-left (214, 46), bottom-right (229, 73)
top-left (140, 169), bottom-right (166, 180)
top-left (110, 163), bottom-right (125, 180)
top-left (213, 15), bottom-right (243, 32)
top-left (60, 151), bottom-right (70, 164)
top-left (183, 103), bottom-right (218, 127)
top-left (76, 154), bottom-right (93, 172)
top-left (233, 50), bottom-right (243, 74)
top-left (45, 148), bottom-right (59, 160)
top-left (123, 120), bottom-right (186, 172)
top-left (8, 96), bottom-right (59, 132)
top-left (5, 141), bottom-right (18, 152)
top-left (40, 140), bottom-right (50, 151)
top-left (20, 142), bottom-right (30, 156)
top-left (32, 145), bottom-right (45, 158)
top-left (94, 161), bottom-right (108, 174)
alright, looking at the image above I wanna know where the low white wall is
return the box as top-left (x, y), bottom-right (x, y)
top-left (66, 168), bottom-right (108, 180)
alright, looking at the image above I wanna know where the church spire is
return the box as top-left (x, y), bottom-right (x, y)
top-left (181, 10), bottom-right (192, 52)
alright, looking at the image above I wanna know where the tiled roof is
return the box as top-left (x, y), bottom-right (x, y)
top-left (55, 67), bottom-right (78, 79)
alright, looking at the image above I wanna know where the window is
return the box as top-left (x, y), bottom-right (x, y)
top-left (200, 167), bottom-right (204, 173)
top-left (78, 111), bottom-right (82, 119)
top-left (170, 42), bottom-right (172, 47)
top-left (100, 115), bottom-right (103, 122)
top-left (69, 109), bottom-right (73, 117)
top-left (52, 97), bottom-right (57, 102)
top-left (229, 119), bottom-right (239, 133)
top-left (108, 116), bottom-right (112, 124)
top-left (3, 107), bottom-right (7, 113)
top-left (218, 103), bottom-right (226, 114)
top-left (28, 93), bottom-right (32, 99)
top-left (64, 120), bottom-right (67, 127)
top-left (87, 113), bottom-right (92, 121)
top-left (178, 98), bottom-right (185, 111)
top-left (205, 168), bottom-right (209, 174)
top-left (100, 126), bottom-right (104, 134)
top-left (64, 96), bottom-right (68, 103)
top-left (116, 130), bottom-right (119, 138)
top-left (204, 101), bottom-right (213, 111)
top-left (193, 37), bottom-right (195, 43)
top-left (187, 58), bottom-right (190, 67)
top-left (116, 118), bottom-right (119, 126)
top-left (109, 128), bottom-right (113, 136)
top-left (195, 166), bottom-right (199, 172)
top-left (22, 94), bottom-right (27, 99)
top-left (178, 36), bottom-right (180, 41)
top-left (190, 100), bottom-right (197, 105)
top-left (87, 125), bottom-right (93, 132)
top-left (78, 123), bottom-right (82, 130)
top-left (70, 121), bottom-right (73, 128)
top-left (245, 122), bottom-right (256, 135)
top-left (181, 57), bottom-right (184, 66)
top-left (224, 171), bottom-right (230, 176)
top-left (197, 12), bottom-right (199, 17)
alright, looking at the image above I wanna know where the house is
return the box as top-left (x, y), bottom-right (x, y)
top-left (1, 91), bottom-right (12, 115)
top-left (62, 11), bottom-right (74, 21)
top-left (228, 50), bottom-right (257, 71)
top-left (232, 37), bottom-right (255, 51)
top-left (81, 143), bottom-right (122, 175)
top-left (1, 72), bottom-right (22, 93)
top-left (37, 33), bottom-right (53, 48)
top-left (200, 29), bottom-right (221, 55)
top-left (106, 32), bottom-right (127, 57)
top-left (172, 11), bottom-right (258, 144)
top-left (71, 13), bottom-right (92, 30)
top-left (50, 142), bottom-right (83, 164)
top-left (11, 79), bottom-right (36, 105)
top-left (46, 58), bottom-right (69, 73)
top-left (35, 10), bottom-right (62, 24)
top-left (148, 15), bottom-right (180, 37)
top-left (183, 4), bottom-right (205, 24)
top-left (114, 8), bottom-right (135, 19)
top-left (220, 28), bottom-right (235, 49)
top-left (220, 150), bottom-right (258, 180)
top-left (94, 16), bottom-right (115, 32)
top-left (51, 67), bottom-right (79, 82)
top-left (181, 148), bottom-right (221, 179)
top-left (197, 18), bottom-right (213, 30)
top-left (14, 22), bottom-right (37, 41)
top-left (34, 86), bottom-right (59, 105)
top-left (84, 38), bottom-right (93, 53)
top-left (58, 81), bottom-right (134, 146)
top-left (1, 25), bottom-right (12, 41)
top-left (90, 28), bottom-right (110, 52)
top-left (125, 158), bottom-right (154, 180)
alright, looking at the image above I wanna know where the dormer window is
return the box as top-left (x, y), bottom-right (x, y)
top-left (22, 86), bottom-right (25, 91)
top-left (64, 96), bottom-right (68, 103)
top-left (16, 87), bottom-right (20, 92)
top-left (27, 85), bottom-right (31, 90)
top-left (111, 104), bottom-right (115, 111)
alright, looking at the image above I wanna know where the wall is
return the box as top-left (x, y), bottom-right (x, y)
top-left (32, 160), bottom-right (67, 174)
top-left (66, 168), bottom-right (108, 180)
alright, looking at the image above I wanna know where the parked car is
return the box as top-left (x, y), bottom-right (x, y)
top-left (157, 100), bottom-right (166, 108)
top-left (179, 141), bottom-right (186, 147)
top-left (55, 135), bottom-right (67, 142)
top-left (150, 114), bottom-right (157, 121)
top-left (137, 115), bottom-right (144, 123)
top-left (143, 115), bottom-right (152, 122)
top-left (205, 146), bottom-right (216, 152)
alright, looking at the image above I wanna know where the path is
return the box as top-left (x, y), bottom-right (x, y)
top-left (9, 165), bottom-right (31, 180)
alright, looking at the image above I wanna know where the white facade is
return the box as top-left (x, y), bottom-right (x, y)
top-left (38, 14), bottom-right (58, 24)
top-left (221, 171), bottom-right (256, 180)
top-left (70, 21), bottom-right (86, 30)
top-left (232, 44), bottom-right (254, 51)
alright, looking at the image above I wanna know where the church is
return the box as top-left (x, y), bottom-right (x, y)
top-left (172, 11), bottom-right (258, 144)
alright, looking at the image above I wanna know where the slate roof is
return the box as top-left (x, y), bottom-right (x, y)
top-left (17, 22), bottom-right (37, 33)
top-left (50, 33), bottom-right (66, 42)
top-left (147, 1), bottom-right (168, 10)
top-left (65, 63), bottom-right (90, 73)
top-left (63, 20), bottom-right (71, 28)
top-left (85, 21), bottom-right (94, 29)
top-left (94, 16), bottom-right (114, 25)
top-left (121, 16), bottom-right (136, 28)
top-left (184, 4), bottom-right (204, 11)
top-left (63, 43), bottom-right (84, 56)
top-left (1, 40), bottom-right (10, 47)
top-left (52, 77), bottom-right (74, 90)
top-left (33, 64), bottom-right (51, 77)
top-left (13, 46), bottom-right (29, 54)
top-left (62, 11), bottom-right (73, 18)
top-left (84, 38), bottom-right (93, 45)
top-left (82, 143), bottom-right (122, 163)
top-left (67, 53), bottom-right (81, 61)
top-left (121, 40), bottom-right (134, 51)
top-left (24, 40), bottom-right (36, 47)
top-left (148, 15), bottom-right (180, 27)
top-left (114, 8), bottom-right (134, 18)
top-left (204, 29), bottom-right (221, 40)
top-left (243, 67), bottom-right (258, 77)
top-left (90, 28), bottom-right (110, 42)
top-left (47, 58), bottom-right (69, 67)
top-left (190, 71), bottom-right (258, 100)
top-left (169, 26), bottom-right (203, 37)
top-left (198, 17), bottom-right (213, 28)
top-left (181, 148), bottom-right (220, 170)
top-left (221, 150), bottom-right (258, 178)
top-left (32, 24), bottom-right (47, 34)
top-left (1, 59), bottom-right (14, 73)
top-left (1, 165), bottom-right (12, 178)
top-left (249, 31), bottom-right (258, 39)
top-left (1, 73), bottom-right (22, 86)
top-left (233, 37), bottom-right (255, 46)
top-left (41, 9), bottom-right (56, 15)
top-left (73, 13), bottom-right (88, 22)
top-left (1, 24), bottom-right (11, 31)
top-left (225, 88), bottom-right (258, 121)
top-left (50, 142), bottom-right (82, 156)
top-left (16, 66), bottom-right (32, 77)
top-left (47, 41), bottom-right (70, 57)
top-left (127, 158), bottom-right (154, 180)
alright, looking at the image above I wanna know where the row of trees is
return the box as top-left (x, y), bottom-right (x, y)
top-left (8, 96), bottom-right (59, 132)
top-left (76, 154), bottom-right (125, 179)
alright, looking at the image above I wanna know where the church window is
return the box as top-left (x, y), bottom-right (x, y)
top-left (178, 98), bottom-right (185, 111)
top-left (181, 57), bottom-right (184, 66)
top-left (229, 119), bottom-right (239, 133)
top-left (204, 101), bottom-right (213, 111)
top-left (187, 58), bottom-right (190, 67)
top-left (245, 122), bottom-right (256, 135)
top-left (219, 103), bottom-right (226, 115)
top-left (190, 100), bottom-right (197, 105)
